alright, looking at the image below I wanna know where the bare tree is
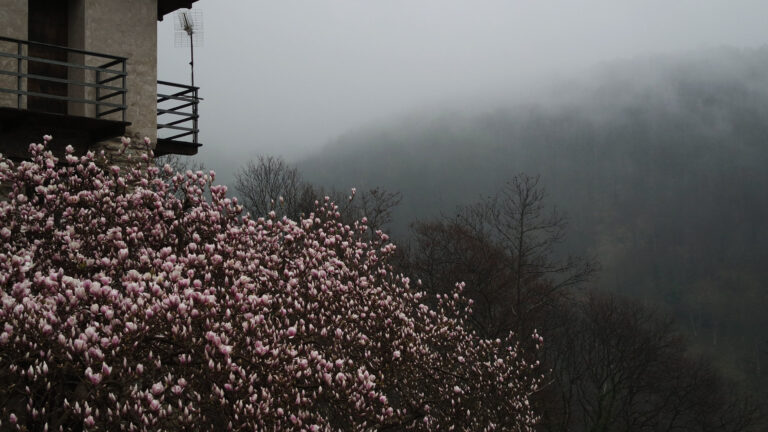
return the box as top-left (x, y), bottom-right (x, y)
top-left (338, 186), bottom-right (402, 231)
top-left (405, 174), bottom-right (761, 431)
top-left (408, 173), bottom-right (594, 338)
top-left (235, 155), bottom-right (316, 219)
top-left (235, 156), bottom-right (401, 233)
top-left (481, 174), bottom-right (595, 332)
top-left (407, 220), bottom-right (513, 338)
top-left (154, 153), bottom-right (206, 174)
top-left (539, 291), bottom-right (763, 432)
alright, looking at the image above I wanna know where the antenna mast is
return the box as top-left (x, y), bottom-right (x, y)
top-left (173, 8), bottom-right (204, 146)
top-left (174, 9), bottom-right (203, 87)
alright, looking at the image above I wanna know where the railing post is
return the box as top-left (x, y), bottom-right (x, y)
top-left (121, 60), bottom-right (126, 122)
top-left (193, 87), bottom-right (199, 145)
top-left (95, 67), bottom-right (101, 118)
top-left (16, 41), bottom-right (22, 109)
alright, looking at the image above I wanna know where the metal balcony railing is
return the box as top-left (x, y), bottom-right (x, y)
top-left (0, 35), bottom-right (127, 121)
top-left (157, 80), bottom-right (200, 146)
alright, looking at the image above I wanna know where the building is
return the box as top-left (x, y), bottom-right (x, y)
top-left (0, 0), bottom-right (202, 162)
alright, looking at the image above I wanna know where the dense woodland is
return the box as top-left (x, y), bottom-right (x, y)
top-left (229, 47), bottom-right (768, 426)
top-left (232, 156), bottom-right (764, 430)
top-left (157, 47), bottom-right (768, 429)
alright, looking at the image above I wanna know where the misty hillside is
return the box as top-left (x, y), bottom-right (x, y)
top-left (299, 47), bottom-right (768, 391)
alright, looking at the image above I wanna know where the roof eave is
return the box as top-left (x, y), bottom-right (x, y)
top-left (158, 0), bottom-right (199, 21)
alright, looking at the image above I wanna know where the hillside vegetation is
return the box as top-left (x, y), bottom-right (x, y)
top-left (299, 47), bottom-right (768, 397)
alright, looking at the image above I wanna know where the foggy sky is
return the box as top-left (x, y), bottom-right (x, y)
top-left (157, 0), bottom-right (768, 182)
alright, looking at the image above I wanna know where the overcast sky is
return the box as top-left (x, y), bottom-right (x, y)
top-left (157, 0), bottom-right (768, 177)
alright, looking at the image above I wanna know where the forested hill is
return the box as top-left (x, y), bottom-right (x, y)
top-left (298, 47), bottom-right (768, 393)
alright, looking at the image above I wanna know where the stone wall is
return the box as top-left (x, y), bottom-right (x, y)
top-left (84, 0), bottom-right (159, 164)
top-left (0, 0), bottom-right (27, 110)
top-left (83, 0), bottom-right (158, 142)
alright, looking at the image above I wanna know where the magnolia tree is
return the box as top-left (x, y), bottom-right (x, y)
top-left (0, 138), bottom-right (542, 431)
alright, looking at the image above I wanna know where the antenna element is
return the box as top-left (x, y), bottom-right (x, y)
top-left (174, 9), bottom-right (203, 87)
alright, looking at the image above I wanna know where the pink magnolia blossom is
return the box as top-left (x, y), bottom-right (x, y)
top-left (0, 138), bottom-right (541, 431)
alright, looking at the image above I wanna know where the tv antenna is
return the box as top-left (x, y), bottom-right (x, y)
top-left (174, 8), bottom-right (203, 87)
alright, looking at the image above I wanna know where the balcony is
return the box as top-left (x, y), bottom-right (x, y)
top-left (156, 81), bottom-right (201, 156)
top-left (0, 35), bottom-right (129, 158)
top-left (0, 36), bottom-right (201, 159)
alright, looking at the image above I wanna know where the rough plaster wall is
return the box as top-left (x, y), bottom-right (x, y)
top-left (85, 0), bottom-right (158, 165)
top-left (0, 0), bottom-right (28, 110)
